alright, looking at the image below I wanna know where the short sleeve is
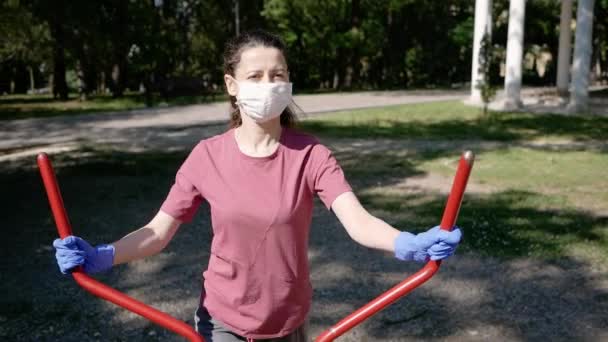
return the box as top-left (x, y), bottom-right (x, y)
top-left (160, 145), bottom-right (204, 223)
top-left (311, 144), bottom-right (352, 209)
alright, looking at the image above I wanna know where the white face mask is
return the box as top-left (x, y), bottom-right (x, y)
top-left (235, 81), bottom-right (293, 123)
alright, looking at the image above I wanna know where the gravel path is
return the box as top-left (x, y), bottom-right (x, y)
top-left (0, 89), bottom-right (466, 156)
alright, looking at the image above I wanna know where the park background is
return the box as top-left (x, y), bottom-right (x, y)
top-left (1, 0), bottom-right (607, 341)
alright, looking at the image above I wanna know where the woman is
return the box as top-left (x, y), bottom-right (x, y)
top-left (53, 30), bottom-right (462, 342)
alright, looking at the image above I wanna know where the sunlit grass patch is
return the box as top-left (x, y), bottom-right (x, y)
top-left (311, 102), bottom-right (608, 262)
top-left (420, 147), bottom-right (608, 214)
top-left (301, 101), bottom-right (608, 142)
top-left (356, 188), bottom-right (607, 263)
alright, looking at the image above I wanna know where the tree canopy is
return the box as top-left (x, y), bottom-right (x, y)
top-left (1, 0), bottom-right (606, 99)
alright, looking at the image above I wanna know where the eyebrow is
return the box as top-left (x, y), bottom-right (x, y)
top-left (245, 68), bottom-right (287, 73)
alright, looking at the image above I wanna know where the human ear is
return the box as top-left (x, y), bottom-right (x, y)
top-left (224, 75), bottom-right (238, 97)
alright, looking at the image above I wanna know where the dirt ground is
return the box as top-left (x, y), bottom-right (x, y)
top-left (1, 136), bottom-right (607, 342)
top-left (1, 93), bottom-right (607, 341)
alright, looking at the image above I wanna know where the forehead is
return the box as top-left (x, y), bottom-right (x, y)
top-left (236, 46), bottom-right (287, 74)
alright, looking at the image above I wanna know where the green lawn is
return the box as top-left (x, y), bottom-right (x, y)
top-left (300, 101), bottom-right (608, 263)
top-left (301, 101), bottom-right (607, 141)
top-left (0, 92), bottom-right (226, 121)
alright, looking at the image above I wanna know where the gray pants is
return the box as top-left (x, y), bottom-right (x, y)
top-left (194, 306), bottom-right (308, 342)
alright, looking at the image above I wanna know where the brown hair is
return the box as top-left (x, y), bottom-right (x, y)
top-left (223, 29), bottom-right (297, 128)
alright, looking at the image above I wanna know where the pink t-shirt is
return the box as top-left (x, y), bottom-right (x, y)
top-left (160, 127), bottom-right (352, 338)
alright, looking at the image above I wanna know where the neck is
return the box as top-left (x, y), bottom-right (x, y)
top-left (235, 118), bottom-right (283, 154)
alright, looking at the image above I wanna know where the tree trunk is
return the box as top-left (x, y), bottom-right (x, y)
top-left (76, 60), bottom-right (88, 101)
top-left (179, 1), bottom-right (192, 75)
top-left (99, 71), bottom-right (106, 94)
top-left (333, 71), bottom-right (339, 90)
top-left (111, 0), bottom-right (128, 98)
top-left (336, 46), bottom-right (348, 89)
top-left (591, 43), bottom-right (601, 83)
top-left (380, 6), bottom-right (393, 87)
top-left (51, 1), bottom-right (68, 100)
top-left (234, 0), bottom-right (240, 36)
top-left (28, 66), bottom-right (35, 93)
top-left (349, 0), bottom-right (361, 88)
top-left (49, 73), bottom-right (54, 96)
top-left (53, 47), bottom-right (68, 100)
top-left (111, 64), bottom-right (123, 97)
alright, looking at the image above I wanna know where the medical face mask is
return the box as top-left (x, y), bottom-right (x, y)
top-left (235, 81), bottom-right (293, 123)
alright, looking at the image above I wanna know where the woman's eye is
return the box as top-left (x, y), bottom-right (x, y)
top-left (248, 74), bottom-right (260, 79)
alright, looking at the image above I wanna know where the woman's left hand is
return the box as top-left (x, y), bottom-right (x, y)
top-left (394, 226), bottom-right (462, 263)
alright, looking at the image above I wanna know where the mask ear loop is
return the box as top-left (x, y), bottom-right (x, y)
top-left (232, 78), bottom-right (245, 115)
top-left (229, 77), bottom-right (244, 118)
top-left (233, 99), bottom-right (245, 116)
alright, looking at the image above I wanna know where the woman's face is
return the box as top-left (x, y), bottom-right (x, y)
top-left (225, 46), bottom-right (289, 96)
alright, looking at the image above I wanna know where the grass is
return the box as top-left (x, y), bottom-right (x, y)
top-left (2, 99), bottom-right (607, 340)
top-left (3, 99), bottom-right (606, 264)
top-left (420, 147), bottom-right (608, 261)
top-left (300, 101), bottom-right (608, 142)
top-left (300, 101), bottom-right (608, 263)
top-left (2, 97), bottom-right (607, 340)
top-left (0, 92), bottom-right (226, 121)
top-left (422, 147), bottom-right (608, 211)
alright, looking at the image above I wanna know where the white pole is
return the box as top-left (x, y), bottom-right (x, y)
top-left (568, 0), bottom-right (595, 112)
top-left (470, 0), bottom-right (493, 104)
top-left (556, 0), bottom-right (573, 97)
top-left (503, 0), bottom-right (526, 110)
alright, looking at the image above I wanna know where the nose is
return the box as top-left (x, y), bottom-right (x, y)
top-left (261, 73), bottom-right (272, 83)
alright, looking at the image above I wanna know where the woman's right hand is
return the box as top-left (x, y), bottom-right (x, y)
top-left (53, 236), bottom-right (115, 274)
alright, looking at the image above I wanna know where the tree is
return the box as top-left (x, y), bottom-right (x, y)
top-left (3, 0), bottom-right (605, 98)
top-left (0, 1), bottom-right (51, 93)
top-left (262, 0), bottom-right (476, 90)
top-left (476, 32), bottom-right (497, 115)
top-left (262, 0), bottom-right (362, 89)
top-left (23, 0), bottom-right (70, 99)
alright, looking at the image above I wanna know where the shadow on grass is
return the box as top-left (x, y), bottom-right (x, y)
top-left (329, 147), bottom-right (607, 259)
top-left (300, 111), bottom-right (608, 142)
top-left (2, 144), bottom-right (606, 340)
top-left (357, 189), bottom-right (607, 260)
top-left (308, 186), bottom-right (607, 340)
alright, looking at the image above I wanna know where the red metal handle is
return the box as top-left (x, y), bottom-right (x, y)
top-left (315, 151), bottom-right (475, 342)
top-left (37, 153), bottom-right (204, 342)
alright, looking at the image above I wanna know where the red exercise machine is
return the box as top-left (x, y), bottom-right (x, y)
top-left (38, 150), bottom-right (474, 341)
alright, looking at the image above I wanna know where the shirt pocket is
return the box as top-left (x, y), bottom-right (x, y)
top-left (205, 252), bottom-right (261, 306)
top-left (208, 253), bottom-right (236, 279)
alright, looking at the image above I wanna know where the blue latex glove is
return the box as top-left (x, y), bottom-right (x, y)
top-left (53, 236), bottom-right (115, 274)
top-left (395, 226), bottom-right (462, 263)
